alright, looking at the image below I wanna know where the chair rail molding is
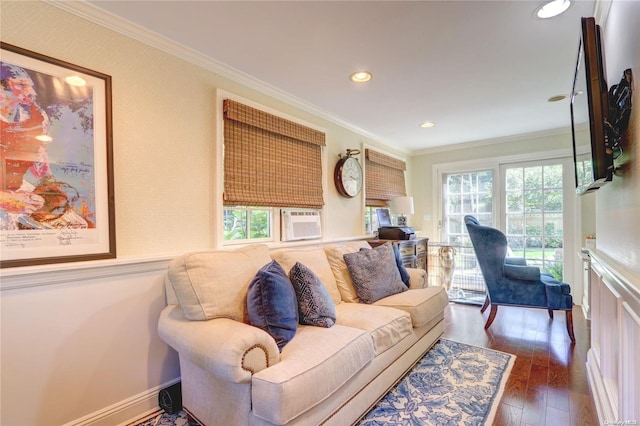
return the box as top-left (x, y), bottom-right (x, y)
top-left (0, 255), bottom-right (173, 291)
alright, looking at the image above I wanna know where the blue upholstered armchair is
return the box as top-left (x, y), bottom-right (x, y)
top-left (464, 215), bottom-right (575, 341)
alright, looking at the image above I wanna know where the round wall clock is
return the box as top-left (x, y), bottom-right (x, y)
top-left (334, 150), bottom-right (363, 198)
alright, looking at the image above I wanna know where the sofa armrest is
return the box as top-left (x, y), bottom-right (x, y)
top-left (407, 268), bottom-right (427, 289)
top-left (158, 305), bottom-right (280, 383)
top-left (504, 264), bottom-right (541, 281)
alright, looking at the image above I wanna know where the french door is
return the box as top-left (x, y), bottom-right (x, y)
top-left (438, 156), bottom-right (576, 302)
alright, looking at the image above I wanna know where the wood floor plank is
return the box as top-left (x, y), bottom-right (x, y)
top-left (546, 405), bottom-right (571, 426)
top-left (494, 402), bottom-right (523, 426)
top-left (502, 375), bottom-right (527, 408)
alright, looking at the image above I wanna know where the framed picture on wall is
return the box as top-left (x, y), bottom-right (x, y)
top-left (0, 43), bottom-right (115, 268)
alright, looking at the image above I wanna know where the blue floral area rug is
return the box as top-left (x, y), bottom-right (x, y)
top-left (134, 339), bottom-right (514, 426)
top-left (133, 410), bottom-right (191, 426)
top-left (357, 338), bottom-right (515, 426)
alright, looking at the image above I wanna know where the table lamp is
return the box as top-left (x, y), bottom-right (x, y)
top-left (390, 196), bottom-right (414, 226)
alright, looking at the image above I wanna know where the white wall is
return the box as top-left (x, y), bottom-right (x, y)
top-left (595, 0), bottom-right (640, 286)
top-left (0, 1), bottom-right (408, 425)
top-left (585, 1), bottom-right (640, 422)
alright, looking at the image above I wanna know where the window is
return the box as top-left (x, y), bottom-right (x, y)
top-left (366, 207), bottom-right (402, 234)
top-left (364, 149), bottom-right (407, 207)
top-left (222, 98), bottom-right (325, 243)
top-left (441, 170), bottom-right (494, 244)
top-left (223, 206), bottom-right (271, 241)
top-left (364, 149), bottom-right (407, 234)
top-left (504, 163), bottom-right (565, 280)
top-left (365, 207), bottom-right (379, 234)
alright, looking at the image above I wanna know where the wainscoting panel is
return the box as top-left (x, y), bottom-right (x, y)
top-left (620, 302), bottom-right (640, 421)
top-left (0, 257), bottom-right (181, 426)
top-left (586, 251), bottom-right (640, 425)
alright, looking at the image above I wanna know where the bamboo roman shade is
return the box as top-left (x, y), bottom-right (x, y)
top-left (365, 149), bottom-right (407, 207)
top-left (223, 99), bottom-right (326, 208)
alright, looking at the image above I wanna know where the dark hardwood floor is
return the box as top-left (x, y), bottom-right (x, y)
top-left (442, 302), bottom-right (598, 426)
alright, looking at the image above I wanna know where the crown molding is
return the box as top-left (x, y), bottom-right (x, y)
top-left (44, 0), bottom-right (400, 152)
top-left (594, 0), bottom-right (612, 27)
top-left (412, 126), bottom-right (573, 157)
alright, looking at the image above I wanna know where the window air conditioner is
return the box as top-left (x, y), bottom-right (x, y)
top-left (281, 209), bottom-right (322, 241)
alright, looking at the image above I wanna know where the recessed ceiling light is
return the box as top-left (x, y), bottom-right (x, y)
top-left (547, 94), bottom-right (567, 102)
top-left (534, 0), bottom-right (571, 19)
top-left (350, 71), bottom-right (372, 83)
top-left (420, 121), bottom-right (436, 128)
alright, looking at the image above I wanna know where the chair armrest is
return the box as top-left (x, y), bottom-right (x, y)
top-left (158, 305), bottom-right (280, 383)
top-left (504, 264), bottom-right (540, 281)
top-left (407, 267), bottom-right (427, 289)
top-left (505, 257), bottom-right (528, 266)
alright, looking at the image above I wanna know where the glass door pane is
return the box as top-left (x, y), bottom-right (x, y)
top-left (442, 170), bottom-right (494, 244)
top-left (503, 163), bottom-right (564, 281)
top-left (439, 170), bottom-right (494, 305)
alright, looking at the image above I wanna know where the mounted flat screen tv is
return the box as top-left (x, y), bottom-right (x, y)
top-left (570, 17), bottom-right (613, 195)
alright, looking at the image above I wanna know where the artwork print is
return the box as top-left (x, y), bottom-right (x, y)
top-left (0, 43), bottom-right (115, 267)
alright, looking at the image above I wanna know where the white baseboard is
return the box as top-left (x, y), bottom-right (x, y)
top-left (61, 378), bottom-right (180, 426)
top-left (586, 349), bottom-right (615, 424)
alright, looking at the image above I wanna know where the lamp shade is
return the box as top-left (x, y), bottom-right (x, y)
top-left (390, 196), bottom-right (414, 215)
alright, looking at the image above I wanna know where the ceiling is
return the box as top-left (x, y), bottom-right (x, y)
top-left (87, 0), bottom-right (597, 153)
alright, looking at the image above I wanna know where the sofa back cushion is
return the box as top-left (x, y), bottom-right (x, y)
top-left (324, 240), bottom-right (371, 303)
top-left (167, 244), bottom-right (272, 321)
top-left (271, 247), bottom-right (342, 305)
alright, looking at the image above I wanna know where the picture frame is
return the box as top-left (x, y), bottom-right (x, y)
top-left (1, 43), bottom-right (115, 268)
top-left (376, 208), bottom-right (392, 227)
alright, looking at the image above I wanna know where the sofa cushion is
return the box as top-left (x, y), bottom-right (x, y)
top-left (335, 303), bottom-right (412, 355)
top-left (343, 242), bottom-right (408, 304)
top-left (167, 244), bottom-right (272, 321)
top-left (324, 240), bottom-right (372, 303)
top-left (271, 247), bottom-right (342, 305)
top-left (374, 286), bottom-right (450, 328)
top-left (251, 324), bottom-right (374, 424)
top-left (247, 260), bottom-right (298, 351)
top-left (289, 262), bottom-right (336, 328)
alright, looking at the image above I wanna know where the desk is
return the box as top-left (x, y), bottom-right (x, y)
top-left (368, 238), bottom-right (429, 273)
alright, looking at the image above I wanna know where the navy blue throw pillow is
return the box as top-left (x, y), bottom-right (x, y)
top-left (289, 262), bottom-right (336, 328)
top-left (247, 260), bottom-right (298, 351)
top-left (393, 244), bottom-right (411, 287)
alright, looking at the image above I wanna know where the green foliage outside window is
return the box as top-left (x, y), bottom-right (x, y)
top-left (224, 207), bottom-right (270, 241)
top-left (545, 262), bottom-right (564, 281)
top-left (249, 210), bottom-right (269, 239)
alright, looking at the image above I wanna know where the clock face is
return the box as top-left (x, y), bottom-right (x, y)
top-left (337, 157), bottom-right (363, 197)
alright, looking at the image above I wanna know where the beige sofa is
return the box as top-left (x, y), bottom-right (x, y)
top-left (158, 241), bottom-right (449, 426)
